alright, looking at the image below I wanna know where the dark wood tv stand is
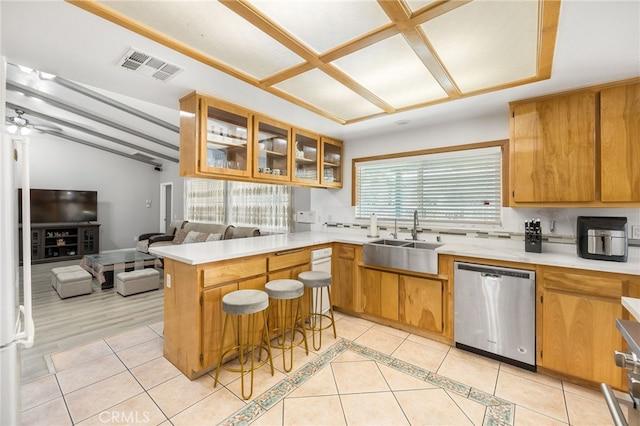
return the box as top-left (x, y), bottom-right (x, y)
top-left (19, 223), bottom-right (100, 264)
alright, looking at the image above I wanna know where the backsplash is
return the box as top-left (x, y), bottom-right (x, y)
top-left (324, 221), bottom-right (577, 245)
top-left (320, 206), bottom-right (640, 246)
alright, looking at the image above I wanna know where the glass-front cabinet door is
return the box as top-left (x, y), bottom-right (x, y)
top-left (200, 98), bottom-right (252, 177)
top-left (291, 128), bottom-right (320, 185)
top-left (254, 115), bottom-right (290, 182)
top-left (321, 137), bottom-right (343, 187)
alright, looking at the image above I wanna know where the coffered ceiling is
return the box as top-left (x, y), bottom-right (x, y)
top-left (72, 0), bottom-right (559, 125)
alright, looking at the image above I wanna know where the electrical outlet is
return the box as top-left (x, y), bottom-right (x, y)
top-left (296, 210), bottom-right (316, 224)
top-left (166, 274), bottom-right (171, 288)
top-left (632, 225), bottom-right (640, 240)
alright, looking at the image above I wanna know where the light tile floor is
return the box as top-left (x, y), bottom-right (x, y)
top-left (21, 312), bottom-right (637, 425)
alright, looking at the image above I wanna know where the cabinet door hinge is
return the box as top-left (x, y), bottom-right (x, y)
top-left (200, 295), bottom-right (203, 306)
top-left (540, 350), bottom-right (543, 359)
top-left (512, 111), bottom-right (515, 118)
top-left (540, 295), bottom-right (543, 303)
top-left (200, 353), bottom-right (203, 364)
top-left (512, 190), bottom-right (515, 198)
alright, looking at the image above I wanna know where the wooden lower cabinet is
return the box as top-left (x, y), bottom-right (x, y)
top-left (362, 268), bottom-right (399, 321)
top-left (360, 266), bottom-right (447, 336)
top-left (538, 266), bottom-right (625, 389)
top-left (332, 243), bottom-right (361, 312)
top-left (163, 255), bottom-right (268, 379)
top-left (201, 282), bottom-right (238, 368)
top-left (540, 290), bottom-right (623, 388)
top-left (399, 275), bottom-right (443, 333)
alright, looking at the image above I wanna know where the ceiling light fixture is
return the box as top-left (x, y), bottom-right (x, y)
top-left (6, 109), bottom-right (32, 135)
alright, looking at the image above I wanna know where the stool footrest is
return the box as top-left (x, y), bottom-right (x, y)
top-left (216, 344), bottom-right (272, 374)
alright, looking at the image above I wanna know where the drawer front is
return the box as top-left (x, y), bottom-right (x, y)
top-left (268, 249), bottom-right (309, 271)
top-left (542, 267), bottom-right (623, 298)
top-left (203, 257), bottom-right (266, 287)
top-left (336, 244), bottom-right (355, 260)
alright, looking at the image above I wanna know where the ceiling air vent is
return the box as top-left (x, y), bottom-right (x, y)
top-left (117, 48), bottom-right (184, 82)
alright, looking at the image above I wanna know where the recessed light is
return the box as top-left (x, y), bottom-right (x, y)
top-left (394, 120), bottom-right (410, 126)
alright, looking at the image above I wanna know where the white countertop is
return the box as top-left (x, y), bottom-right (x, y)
top-left (622, 297), bottom-right (640, 321)
top-left (149, 230), bottom-right (640, 275)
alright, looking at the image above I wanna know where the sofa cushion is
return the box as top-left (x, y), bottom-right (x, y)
top-left (205, 233), bottom-right (222, 242)
top-left (167, 220), bottom-right (187, 236)
top-left (183, 222), bottom-right (225, 235)
top-left (173, 229), bottom-right (189, 244)
top-left (229, 226), bottom-right (260, 239)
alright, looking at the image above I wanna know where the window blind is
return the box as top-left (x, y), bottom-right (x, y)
top-left (355, 147), bottom-right (502, 225)
top-left (185, 179), bottom-right (292, 232)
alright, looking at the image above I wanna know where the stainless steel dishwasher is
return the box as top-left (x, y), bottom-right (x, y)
top-left (454, 261), bottom-right (536, 370)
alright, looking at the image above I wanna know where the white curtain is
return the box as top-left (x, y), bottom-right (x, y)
top-left (185, 179), bottom-right (292, 233)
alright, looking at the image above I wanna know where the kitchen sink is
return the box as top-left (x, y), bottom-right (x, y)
top-left (369, 239), bottom-right (413, 247)
top-left (363, 239), bottom-right (443, 274)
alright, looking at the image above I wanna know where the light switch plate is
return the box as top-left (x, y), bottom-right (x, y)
top-left (296, 210), bottom-right (316, 224)
top-left (632, 225), bottom-right (640, 240)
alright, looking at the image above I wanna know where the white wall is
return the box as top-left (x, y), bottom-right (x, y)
top-left (310, 112), bottom-right (640, 238)
top-left (159, 160), bottom-right (185, 222)
top-left (15, 133), bottom-right (183, 251)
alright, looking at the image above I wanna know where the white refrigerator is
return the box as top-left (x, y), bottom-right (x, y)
top-left (0, 57), bottom-right (35, 425)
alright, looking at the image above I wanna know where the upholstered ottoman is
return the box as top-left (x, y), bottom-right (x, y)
top-left (54, 269), bottom-right (93, 299)
top-left (51, 264), bottom-right (86, 289)
top-left (116, 268), bottom-right (160, 296)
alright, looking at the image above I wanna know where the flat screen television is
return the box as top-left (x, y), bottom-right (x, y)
top-left (18, 189), bottom-right (98, 224)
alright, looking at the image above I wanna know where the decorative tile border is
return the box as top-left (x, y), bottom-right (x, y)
top-left (219, 338), bottom-right (515, 425)
top-left (325, 222), bottom-right (578, 245)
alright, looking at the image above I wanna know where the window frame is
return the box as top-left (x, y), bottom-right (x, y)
top-left (351, 140), bottom-right (509, 226)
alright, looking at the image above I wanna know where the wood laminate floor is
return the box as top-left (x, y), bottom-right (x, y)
top-left (19, 258), bottom-right (164, 384)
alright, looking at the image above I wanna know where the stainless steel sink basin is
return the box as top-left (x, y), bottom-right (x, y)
top-left (363, 239), bottom-right (443, 274)
top-left (369, 239), bottom-right (413, 247)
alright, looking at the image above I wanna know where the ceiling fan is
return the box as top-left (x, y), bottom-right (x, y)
top-left (5, 109), bottom-right (62, 135)
top-left (6, 109), bottom-right (31, 135)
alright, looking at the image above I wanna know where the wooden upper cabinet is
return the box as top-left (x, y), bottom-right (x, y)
top-left (254, 115), bottom-right (291, 183)
top-left (321, 137), bottom-right (343, 188)
top-left (179, 92), bottom-right (253, 178)
top-left (291, 128), bottom-right (320, 186)
top-left (179, 91), bottom-right (342, 188)
top-left (600, 82), bottom-right (640, 202)
top-left (510, 92), bottom-right (596, 203)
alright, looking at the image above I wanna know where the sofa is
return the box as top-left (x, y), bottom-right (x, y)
top-left (136, 221), bottom-right (260, 253)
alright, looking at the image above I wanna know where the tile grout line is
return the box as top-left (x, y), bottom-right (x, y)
top-left (218, 338), bottom-right (518, 426)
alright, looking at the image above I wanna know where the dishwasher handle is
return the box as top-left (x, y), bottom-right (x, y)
top-left (456, 262), bottom-right (533, 280)
top-left (481, 272), bottom-right (502, 279)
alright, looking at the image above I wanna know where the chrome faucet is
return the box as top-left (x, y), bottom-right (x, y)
top-left (390, 217), bottom-right (398, 239)
top-left (411, 210), bottom-right (419, 240)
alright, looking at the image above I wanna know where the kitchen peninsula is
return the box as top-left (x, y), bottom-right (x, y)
top-left (151, 231), bottom-right (640, 390)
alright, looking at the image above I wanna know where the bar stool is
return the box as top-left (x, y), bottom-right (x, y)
top-left (265, 279), bottom-right (309, 372)
top-left (298, 271), bottom-right (336, 351)
top-left (213, 289), bottom-right (274, 400)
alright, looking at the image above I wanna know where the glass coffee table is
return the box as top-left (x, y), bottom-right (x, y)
top-left (81, 250), bottom-right (161, 290)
